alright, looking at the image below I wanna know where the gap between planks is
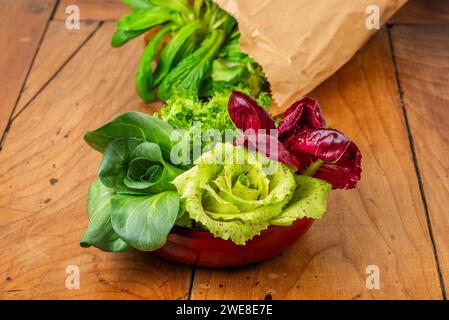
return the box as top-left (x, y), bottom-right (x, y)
top-left (0, 0), bottom-right (59, 151)
top-left (12, 22), bottom-right (103, 122)
top-left (386, 26), bottom-right (447, 300)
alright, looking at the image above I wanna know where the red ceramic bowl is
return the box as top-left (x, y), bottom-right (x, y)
top-left (153, 218), bottom-right (314, 268)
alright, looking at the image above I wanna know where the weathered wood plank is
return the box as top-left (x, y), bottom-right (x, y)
top-left (0, 0), bottom-right (57, 141)
top-left (54, 0), bottom-right (127, 21)
top-left (0, 22), bottom-right (191, 299)
top-left (391, 24), bottom-right (449, 295)
top-left (390, 0), bottom-right (449, 24)
top-left (191, 29), bottom-right (443, 300)
top-left (13, 21), bottom-right (100, 118)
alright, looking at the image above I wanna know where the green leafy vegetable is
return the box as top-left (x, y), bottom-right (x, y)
top-left (155, 89), bottom-right (270, 161)
top-left (158, 29), bottom-right (225, 101)
top-left (173, 143), bottom-right (331, 245)
top-left (99, 138), bottom-right (184, 194)
top-left (123, 0), bottom-right (155, 11)
top-left (157, 89), bottom-right (270, 133)
top-left (81, 113), bottom-right (186, 252)
top-left (112, 0), bottom-right (268, 102)
top-left (84, 111), bottom-right (174, 159)
top-left (111, 29), bottom-right (147, 48)
top-left (110, 191), bottom-right (180, 251)
top-left (117, 7), bottom-right (174, 31)
top-left (154, 20), bottom-right (202, 86)
top-left (271, 175), bottom-right (332, 226)
top-left (151, 0), bottom-right (194, 22)
top-left (136, 25), bottom-right (172, 102)
top-left (81, 180), bottom-right (130, 252)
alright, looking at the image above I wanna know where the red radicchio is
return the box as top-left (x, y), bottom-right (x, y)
top-left (278, 97), bottom-right (326, 142)
top-left (235, 133), bottom-right (301, 169)
top-left (284, 129), bottom-right (362, 189)
top-left (228, 91), bottom-right (276, 132)
top-left (227, 91), bottom-right (362, 189)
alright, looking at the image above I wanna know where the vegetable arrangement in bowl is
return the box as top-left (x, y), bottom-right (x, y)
top-left (81, 92), bottom-right (362, 266)
top-left (80, 0), bottom-right (362, 267)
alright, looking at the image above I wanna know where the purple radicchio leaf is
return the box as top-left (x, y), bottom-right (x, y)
top-left (228, 91), bottom-right (276, 132)
top-left (235, 132), bottom-right (300, 169)
top-left (285, 129), bottom-right (362, 189)
top-left (278, 96), bottom-right (326, 142)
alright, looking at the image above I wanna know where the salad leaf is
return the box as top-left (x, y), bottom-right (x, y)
top-left (110, 191), bottom-right (180, 251)
top-left (82, 113), bottom-right (186, 253)
top-left (123, 0), bottom-right (155, 10)
top-left (228, 91), bottom-right (362, 189)
top-left (173, 143), bottom-right (297, 245)
top-left (84, 112), bottom-right (174, 159)
top-left (117, 7), bottom-right (174, 31)
top-left (150, 0), bottom-right (194, 21)
top-left (158, 29), bottom-right (226, 101)
top-left (80, 180), bottom-right (130, 252)
top-left (98, 138), bottom-right (184, 194)
top-left (278, 97), bottom-right (326, 141)
top-left (174, 143), bottom-right (331, 245)
top-left (155, 89), bottom-right (270, 158)
top-left (235, 132), bottom-right (300, 169)
top-left (211, 59), bottom-right (246, 83)
top-left (136, 25), bottom-right (172, 102)
top-left (111, 29), bottom-right (147, 48)
top-left (228, 91), bottom-right (275, 133)
top-left (285, 129), bottom-right (362, 189)
top-left (112, 0), bottom-right (268, 102)
top-left (154, 20), bottom-right (202, 86)
top-left (157, 91), bottom-right (234, 133)
top-left (271, 175), bottom-right (331, 226)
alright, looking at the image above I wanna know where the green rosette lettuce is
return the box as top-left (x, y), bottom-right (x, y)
top-left (173, 143), bottom-right (331, 245)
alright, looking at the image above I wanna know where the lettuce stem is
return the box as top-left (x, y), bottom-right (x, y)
top-left (303, 159), bottom-right (324, 177)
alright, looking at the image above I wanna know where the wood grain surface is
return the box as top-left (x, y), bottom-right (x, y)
top-left (0, 1), bottom-right (448, 300)
top-left (52, 0), bottom-right (449, 25)
top-left (191, 30), bottom-right (443, 300)
top-left (0, 0), bottom-right (57, 142)
top-left (391, 24), bottom-right (449, 296)
top-left (13, 21), bottom-right (100, 118)
top-left (0, 23), bottom-right (192, 299)
top-left (390, 0), bottom-right (449, 24)
top-left (54, 0), bottom-right (128, 21)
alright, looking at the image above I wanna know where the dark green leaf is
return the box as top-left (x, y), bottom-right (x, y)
top-left (80, 180), bottom-right (130, 252)
top-left (154, 20), bottom-right (202, 86)
top-left (173, 36), bottom-right (198, 65)
top-left (99, 139), bottom-right (184, 194)
top-left (110, 191), bottom-right (180, 251)
top-left (84, 111), bottom-right (174, 159)
top-left (136, 25), bottom-right (172, 102)
top-left (219, 34), bottom-right (248, 62)
top-left (117, 8), bottom-right (174, 31)
top-left (98, 137), bottom-right (144, 193)
top-left (111, 28), bottom-right (146, 48)
top-left (158, 29), bottom-right (225, 101)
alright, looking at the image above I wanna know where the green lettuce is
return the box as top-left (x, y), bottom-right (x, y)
top-left (173, 143), bottom-right (331, 245)
top-left (81, 112), bottom-right (185, 252)
top-left (155, 90), bottom-right (271, 162)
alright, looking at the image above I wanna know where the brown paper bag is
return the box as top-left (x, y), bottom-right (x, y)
top-left (214, 0), bottom-right (407, 113)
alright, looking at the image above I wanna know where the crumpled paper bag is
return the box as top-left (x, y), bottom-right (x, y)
top-left (214, 0), bottom-right (407, 113)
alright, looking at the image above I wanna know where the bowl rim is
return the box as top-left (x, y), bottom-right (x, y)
top-left (170, 217), bottom-right (315, 237)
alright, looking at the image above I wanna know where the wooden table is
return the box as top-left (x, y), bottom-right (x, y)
top-left (1, 0), bottom-right (448, 300)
